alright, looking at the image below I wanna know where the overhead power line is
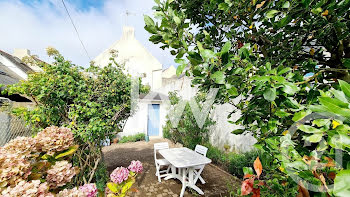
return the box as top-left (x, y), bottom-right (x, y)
top-left (61, 0), bottom-right (91, 61)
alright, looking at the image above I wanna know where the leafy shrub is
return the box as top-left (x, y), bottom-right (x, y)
top-left (2, 48), bottom-right (149, 189)
top-left (118, 133), bottom-right (145, 143)
top-left (203, 143), bottom-right (261, 178)
top-left (163, 92), bottom-right (215, 150)
top-left (226, 151), bottom-right (260, 178)
top-left (204, 143), bottom-right (226, 165)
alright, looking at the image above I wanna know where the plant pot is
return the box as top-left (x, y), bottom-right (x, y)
top-left (145, 135), bottom-right (149, 142)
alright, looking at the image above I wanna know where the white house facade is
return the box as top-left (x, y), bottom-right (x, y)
top-left (94, 26), bottom-right (256, 152)
top-left (93, 26), bottom-right (167, 139)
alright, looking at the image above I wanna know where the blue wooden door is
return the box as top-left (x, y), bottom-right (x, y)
top-left (147, 104), bottom-right (160, 136)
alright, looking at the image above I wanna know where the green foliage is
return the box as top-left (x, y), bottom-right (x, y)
top-left (204, 143), bottom-right (227, 164)
top-left (118, 133), bottom-right (146, 143)
top-left (3, 48), bottom-right (148, 143)
top-left (146, 0), bottom-right (350, 195)
top-left (1, 48), bottom-right (148, 190)
top-left (162, 91), bottom-right (215, 149)
top-left (203, 142), bottom-right (261, 178)
top-left (226, 151), bottom-right (260, 178)
top-left (95, 162), bottom-right (109, 192)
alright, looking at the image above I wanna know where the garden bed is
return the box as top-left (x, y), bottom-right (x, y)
top-left (102, 139), bottom-right (241, 196)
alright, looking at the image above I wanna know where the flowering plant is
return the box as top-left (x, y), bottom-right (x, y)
top-left (79, 183), bottom-right (98, 197)
top-left (57, 187), bottom-right (86, 197)
top-left (1, 180), bottom-right (53, 197)
top-left (128, 160), bottom-right (143, 174)
top-left (56, 183), bottom-right (97, 197)
top-left (35, 126), bottom-right (74, 156)
top-left (46, 160), bottom-right (78, 189)
top-left (106, 160), bottom-right (143, 197)
top-left (0, 126), bottom-right (79, 193)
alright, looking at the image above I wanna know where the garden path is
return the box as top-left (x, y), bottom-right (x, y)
top-left (102, 138), bottom-right (240, 197)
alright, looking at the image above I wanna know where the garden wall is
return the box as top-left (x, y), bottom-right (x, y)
top-left (159, 76), bottom-right (257, 152)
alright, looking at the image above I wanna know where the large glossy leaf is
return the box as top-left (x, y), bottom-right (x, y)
top-left (228, 86), bottom-right (238, 96)
top-left (312, 119), bottom-right (330, 127)
top-left (241, 178), bottom-right (254, 195)
top-left (55, 145), bottom-right (79, 159)
top-left (292, 110), bottom-right (311, 122)
top-left (121, 178), bottom-right (135, 195)
top-left (243, 167), bottom-right (254, 175)
top-left (306, 133), bottom-right (323, 143)
top-left (176, 64), bottom-right (186, 76)
top-left (333, 169), bottom-right (350, 197)
top-left (330, 89), bottom-right (348, 103)
top-left (263, 88), bottom-right (276, 102)
top-left (339, 80), bottom-right (350, 99)
top-left (173, 16), bottom-right (181, 25)
top-left (318, 97), bottom-right (350, 117)
top-left (201, 49), bottom-right (215, 60)
top-left (144, 15), bottom-right (155, 27)
top-left (232, 129), bottom-right (245, 134)
top-left (221, 41), bottom-right (232, 54)
top-left (107, 182), bottom-right (119, 193)
top-left (298, 125), bottom-right (323, 134)
top-left (282, 82), bottom-right (299, 95)
top-left (266, 10), bottom-right (279, 19)
top-left (210, 71), bottom-right (225, 84)
top-left (282, 1), bottom-right (290, 8)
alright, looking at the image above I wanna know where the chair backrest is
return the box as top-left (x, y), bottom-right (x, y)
top-left (195, 145), bottom-right (208, 156)
top-left (154, 142), bottom-right (169, 160)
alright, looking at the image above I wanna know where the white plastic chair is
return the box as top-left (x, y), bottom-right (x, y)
top-left (154, 142), bottom-right (171, 182)
top-left (193, 145), bottom-right (208, 184)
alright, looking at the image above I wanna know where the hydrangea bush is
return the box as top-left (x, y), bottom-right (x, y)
top-left (1, 126), bottom-right (143, 197)
top-left (0, 126), bottom-right (80, 195)
top-left (35, 126), bottom-right (74, 155)
top-left (46, 161), bottom-right (78, 189)
top-left (1, 180), bottom-right (53, 197)
top-left (107, 160), bottom-right (143, 197)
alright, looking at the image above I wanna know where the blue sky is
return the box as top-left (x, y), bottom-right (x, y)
top-left (20, 0), bottom-right (104, 10)
top-left (0, 0), bottom-right (174, 68)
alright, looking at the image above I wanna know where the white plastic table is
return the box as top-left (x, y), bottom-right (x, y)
top-left (159, 147), bottom-right (212, 197)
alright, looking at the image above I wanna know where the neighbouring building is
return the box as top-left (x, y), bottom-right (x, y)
top-left (94, 26), bottom-right (256, 152)
top-left (0, 49), bottom-right (40, 146)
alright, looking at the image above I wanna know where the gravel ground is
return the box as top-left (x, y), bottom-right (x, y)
top-left (102, 138), bottom-right (240, 197)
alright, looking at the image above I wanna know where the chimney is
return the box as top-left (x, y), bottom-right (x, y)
top-left (13, 49), bottom-right (31, 60)
top-left (121, 26), bottom-right (135, 40)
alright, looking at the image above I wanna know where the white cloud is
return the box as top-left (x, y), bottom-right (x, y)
top-left (0, 0), bottom-right (174, 68)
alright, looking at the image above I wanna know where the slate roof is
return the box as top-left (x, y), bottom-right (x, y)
top-left (0, 50), bottom-right (34, 74)
top-left (139, 91), bottom-right (169, 101)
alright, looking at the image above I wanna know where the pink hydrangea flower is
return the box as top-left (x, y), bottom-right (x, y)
top-left (128, 160), bottom-right (143, 173)
top-left (110, 167), bottom-right (129, 184)
top-left (79, 183), bottom-right (97, 197)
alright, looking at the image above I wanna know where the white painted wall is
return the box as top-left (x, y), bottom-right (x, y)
top-left (160, 76), bottom-right (257, 153)
top-left (93, 26), bottom-right (163, 90)
top-left (0, 54), bottom-right (27, 80)
top-left (119, 99), bottom-right (167, 138)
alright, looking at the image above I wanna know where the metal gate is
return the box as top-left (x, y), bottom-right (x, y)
top-left (0, 98), bottom-right (32, 146)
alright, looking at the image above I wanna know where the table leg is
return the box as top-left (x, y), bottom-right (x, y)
top-left (187, 167), bottom-right (204, 195)
top-left (180, 168), bottom-right (187, 197)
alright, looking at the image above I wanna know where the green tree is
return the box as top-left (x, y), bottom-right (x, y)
top-left (163, 91), bottom-right (215, 149)
top-left (2, 47), bottom-right (148, 190)
top-left (145, 0), bottom-right (350, 195)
